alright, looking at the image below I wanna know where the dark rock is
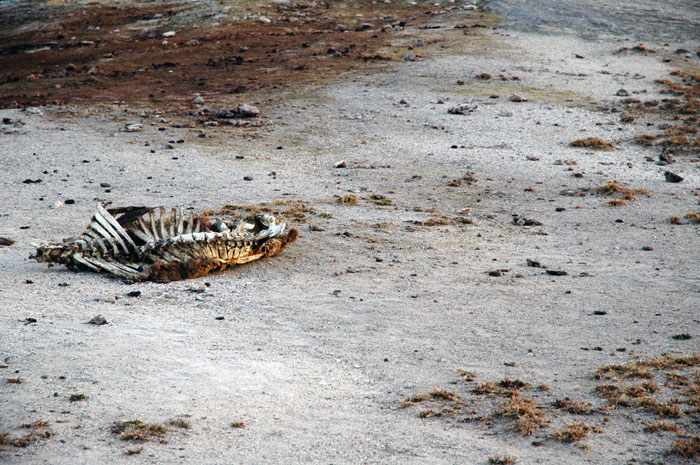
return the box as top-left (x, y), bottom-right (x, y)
top-left (545, 270), bottom-right (567, 276)
top-left (88, 314), bottom-right (108, 325)
top-left (664, 171), bottom-right (683, 183)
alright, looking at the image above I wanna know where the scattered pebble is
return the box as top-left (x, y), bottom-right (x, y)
top-left (616, 88), bottom-right (629, 96)
top-left (509, 93), bottom-right (527, 102)
top-left (447, 104), bottom-right (478, 115)
top-left (664, 171), bottom-right (683, 183)
top-left (124, 122), bottom-right (143, 132)
top-left (88, 314), bottom-right (108, 325)
top-left (545, 270), bottom-right (567, 276)
top-left (334, 160), bottom-right (347, 168)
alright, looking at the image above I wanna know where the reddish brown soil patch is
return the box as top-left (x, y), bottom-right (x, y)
top-left (0, 1), bottom-right (488, 113)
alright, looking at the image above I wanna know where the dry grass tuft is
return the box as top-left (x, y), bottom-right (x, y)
top-left (667, 436), bottom-right (700, 459)
top-left (336, 194), bottom-right (357, 205)
top-left (111, 420), bottom-right (168, 442)
top-left (669, 216), bottom-right (682, 224)
top-left (594, 181), bottom-right (649, 201)
top-left (685, 213), bottom-right (700, 223)
top-left (167, 418), bottom-right (190, 429)
top-left (570, 137), bottom-right (615, 150)
top-left (488, 455), bottom-right (517, 464)
top-left (594, 363), bottom-right (655, 380)
top-left (497, 392), bottom-right (548, 435)
top-left (644, 421), bottom-right (681, 434)
top-left (429, 387), bottom-right (459, 401)
top-left (552, 398), bottom-right (593, 415)
top-left (553, 422), bottom-right (598, 443)
top-left (368, 194), bottom-right (392, 206)
top-left (604, 199), bottom-right (627, 207)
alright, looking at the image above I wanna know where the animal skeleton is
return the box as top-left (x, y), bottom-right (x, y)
top-left (30, 204), bottom-right (298, 282)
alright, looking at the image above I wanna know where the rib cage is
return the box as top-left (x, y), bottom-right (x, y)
top-left (30, 204), bottom-right (298, 282)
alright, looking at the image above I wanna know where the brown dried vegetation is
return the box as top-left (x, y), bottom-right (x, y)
top-left (570, 137), bottom-right (615, 150)
top-left (0, 1), bottom-right (484, 112)
top-left (644, 420), bottom-right (681, 434)
top-left (667, 436), bottom-right (700, 459)
top-left (553, 422), bottom-right (600, 443)
top-left (111, 420), bottom-right (168, 442)
top-left (632, 71), bottom-right (700, 155)
top-left (488, 456), bottom-right (517, 464)
top-left (496, 392), bottom-right (548, 435)
top-left (552, 398), bottom-right (593, 415)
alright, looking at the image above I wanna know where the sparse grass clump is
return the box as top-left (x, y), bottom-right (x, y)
top-left (69, 393), bottom-right (87, 402)
top-left (604, 199), bottom-right (626, 207)
top-left (167, 418), bottom-right (190, 429)
top-left (111, 420), bottom-right (167, 442)
top-left (594, 181), bottom-right (648, 201)
top-left (685, 213), bottom-right (700, 223)
top-left (488, 455), bottom-right (517, 464)
top-left (570, 137), bottom-right (615, 150)
top-left (368, 194), bottom-right (392, 206)
top-left (644, 421), bottom-right (681, 434)
top-left (553, 398), bottom-right (593, 415)
top-left (553, 422), bottom-right (599, 443)
top-left (667, 436), bottom-right (700, 459)
top-left (336, 194), bottom-right (357, 205)
top-left (594, 363), bottom-right (655, 380)
top-left (497, 392), bottom-right (548, 435)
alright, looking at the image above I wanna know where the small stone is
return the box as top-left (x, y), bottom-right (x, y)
top-left (641, 246), bottom-right (654, 251)
top-left (616, 88), bottom-right (629, 96)
top-left (188, 284), bottom-right (206, 293)
top-left (192, 96), bottom-right (204, 105)
top-left (86, 67), bottom-right (98, 75)
top-left (162, 31), bottom-right (176, 38)
top-left (402, 53), bottom-right (416, 62)
top-left (545, 270), bottom-right (567, 276)
top-left (575, 53), bottom-right (584, 59)
top-left (126, 291), bottom-right (141, 298)
top-left (243, 176), bottom-right (253, 181)
top-left (124, 122), bottom-right (142, 132)
top-left (526, 259), bottom-right (541, 268)
top-left (215, 316), bottom-right (225, 320)
top-left (448, 104), bottom-right (478, 115)
top-left (235, 104), bottom-right (260, 117)
top-left (593, 310), bottom-right (607, 316)
top-left (88, 314), bottom-right (108, 326)
top-left (333, 160), bottom-right (347, 168)
top-left (509, 93), bottom-right (527, 102)
top-left (664, 171), bottom-right (683, 183)
top-left (64, 199), bottom-right (75, 205)
top-left (100, 182), bottom-right (111, 188)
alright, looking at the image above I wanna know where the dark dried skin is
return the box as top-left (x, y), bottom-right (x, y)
top-left (0, 1), bottom-right (488, 113)
top-left (148, 228), bottom-right (298, 282)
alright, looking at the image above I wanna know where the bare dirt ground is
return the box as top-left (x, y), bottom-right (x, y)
top-left (1, 1), bottom-right (699, 464)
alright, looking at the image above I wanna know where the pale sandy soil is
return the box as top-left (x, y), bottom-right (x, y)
top-left (1, 1), bottom-right (699, 464)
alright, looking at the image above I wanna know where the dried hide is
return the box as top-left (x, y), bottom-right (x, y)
top-left (30, 204), bottom-right (298, 282)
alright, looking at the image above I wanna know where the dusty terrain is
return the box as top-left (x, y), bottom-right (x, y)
top-left (1, 1), bottom-right (699, 464)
